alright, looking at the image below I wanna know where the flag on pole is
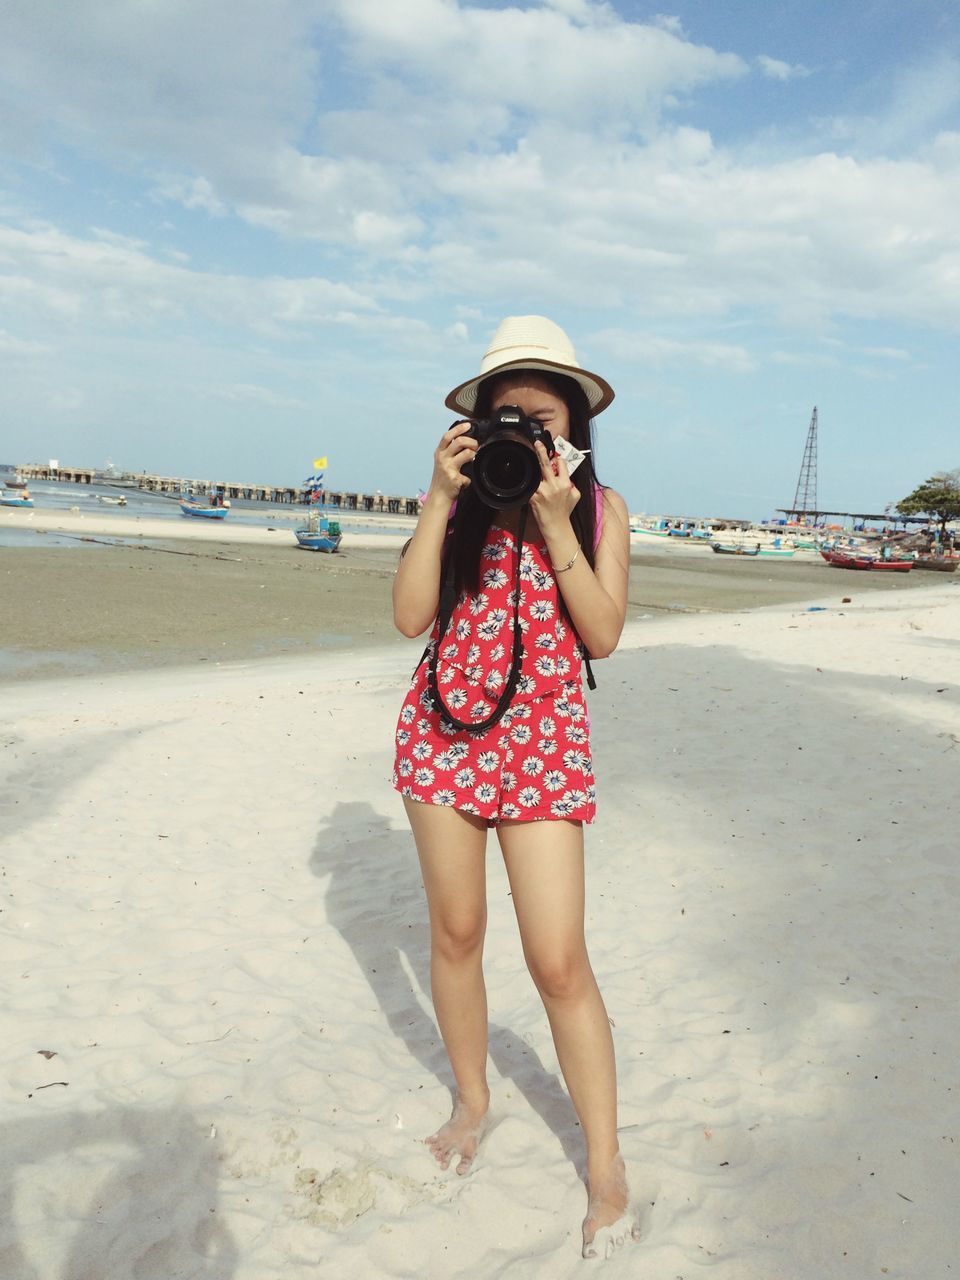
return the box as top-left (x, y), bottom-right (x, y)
top-left (313, 456), bottom-right (328, 470)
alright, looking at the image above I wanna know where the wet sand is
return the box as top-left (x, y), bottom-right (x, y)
top-left (2, 534), bottom-right (942, 681)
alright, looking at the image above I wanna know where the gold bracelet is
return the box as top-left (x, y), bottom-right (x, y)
top-left (554, 545), bottom-right (581, 573)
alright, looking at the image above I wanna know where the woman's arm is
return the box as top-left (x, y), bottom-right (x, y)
top-left (530, 447), bottom-right (630, 658)
top-left (392, 422), bottom-right (479, 637)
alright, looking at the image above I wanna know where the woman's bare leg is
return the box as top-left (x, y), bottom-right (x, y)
top-left (497, 818), bottom-right (639, 1257)
top-left (404, 798), bottom-right (491, 1174)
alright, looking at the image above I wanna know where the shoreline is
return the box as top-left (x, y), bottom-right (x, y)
top-left (3, 505), bottom-right (951, 683)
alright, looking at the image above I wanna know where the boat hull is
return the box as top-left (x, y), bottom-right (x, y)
top-left (1, 497), bottom-right (34, 507)
top-left (820, 550), bottom-right (912, 572)
top-left (295, 530), bottom-right (342, 552)
top-left (180, 503), bottom-right (228, 519)
top-left (911, 557), bottom-right (958, 572)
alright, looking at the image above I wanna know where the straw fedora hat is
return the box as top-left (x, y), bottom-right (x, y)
top-left (445, 315), bottom-right (614, 417)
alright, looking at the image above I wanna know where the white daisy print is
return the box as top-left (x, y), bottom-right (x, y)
top-left (396, 728), bottom-right (411, 746)
top-left (502, 770), bottom-right (518, 790)
top-left (500, 802), bottom-right (521, 819)
top-left (434, 750), bottom-right (457, 770)
top-left (556, 620), bottom-right (568, 640)
top-left (468, 592), bottom-right (490, 616)
top-left (531, 567), bottom-right (554, 590)
top-left (447, 688), bottom-right (468, 709)
top-left (439, 666), bottom-right (456, 685)
top-left (467, 643), bottom-right (481, 663)
top-left (400, 704), bottom-right (416, 724)
top-left (511, 724), bottom-right (532, 745)
top-left (535, 633), bottom-right (556, 651)
top-left (538, 737), bottom-right (558, 756)
top-left (459, 801), bottom-right (481, 815)
top-left (454, 766), bottom-right (477, 788)
top-left (414, 766), bottom-right (435, 787)
top-left (455, 618), bottom-right (472, 640)
top-left (530, 599), bottom-right (555, 622)
top-left (518, 785), bottom-right (542, 808)
top-left (470, 700), bottom-right (491, 720)
top-left (539, 715), bottom-right (557, 735)
top-left (521, 756), bottom-right (544, 777)
top-left (533, 655), bottom-right (557, 678)
top-left (550, 796), bottom-right (576, 817)
top-left (448, 742), bottom-right (471, 762)
top-left (482, 567), bottom-right (509, 589)
top-left (483, 541), bottom-right (508, 560)
top-left (412, 741), bottom-right (433, 761)
top-left (543, 768), bottom-right (567, 792)
top-left (432, 788), bottom-right (456, 806)
top-left (490, 642), bottom-right (506, 663)
top-left (566, 724), bottom-right (588, 744)
top-left (477, 750), bottom-right (500, 773)
top-left (475, 781), bottom-right (497, 804)
top-left (562, 749), bottom-right (590, 772)
top-left (477, 619), bottom-right (499, 641)
top-left (486, 607), bottom-right (508, 628)
top-left (485, 668), bottom-right (504, 690)
top-left (416, 716), bottom-right (433, 735)
top-left (442, 641), bottom-right (459, 659)
top-left (397, 759), bottom-right (413, 778)
top-left (564, 788), bottom-right (589, 807)
top-left (556, 656), bottom-right (571, 677)
top-left (517, 674), bottom-right (537, 695)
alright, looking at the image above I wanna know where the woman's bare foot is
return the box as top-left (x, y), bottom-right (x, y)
top-left (582, 1152), bottom-right (642, 1260)
top-left (424, 1092), bottom-right (490, 1176)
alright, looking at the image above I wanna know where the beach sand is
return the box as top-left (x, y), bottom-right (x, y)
top-left (2, 504), bottom-right (941, 680)
top-left (3, 523), bottom-right (958, 1277)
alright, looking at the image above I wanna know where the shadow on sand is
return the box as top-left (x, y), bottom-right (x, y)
top-left (0, 1104), bottom-right (237, 1279)
top-left (309, 800), bottom-right (585, 1173)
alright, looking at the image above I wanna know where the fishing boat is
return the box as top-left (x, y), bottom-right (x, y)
top-left (295, 508), bottom-right (342, 552)
top-left (820, 549), bottom-right (913, 572)
top-left (910, 555), bottom-right (959, 573)
top-left (5, 478), bottom-right (28, 489)
top-left (96, 494), bottom-right (127, 506)
top-left (1, 489), bottom-right (34, 508)
top-left (180, 500), bottom-right (228, 520)
top-left (712, 542), bottom-right (760, 556)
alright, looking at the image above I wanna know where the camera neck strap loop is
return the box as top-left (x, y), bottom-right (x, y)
top-left (426, 507), bottom-right (528, 734)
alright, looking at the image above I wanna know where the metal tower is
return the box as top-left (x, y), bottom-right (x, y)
top-left (791, 406), bottom-right (818, 516)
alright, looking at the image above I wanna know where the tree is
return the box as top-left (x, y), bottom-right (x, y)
top-left (897, 469), bottom-right (960, 540)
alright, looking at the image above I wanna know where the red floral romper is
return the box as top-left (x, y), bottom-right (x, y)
top-left (392, 526), bottom-right (596, 824)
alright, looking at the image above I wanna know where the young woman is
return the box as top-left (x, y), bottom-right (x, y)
top-left (392, 316), bottom-right (636, 1258)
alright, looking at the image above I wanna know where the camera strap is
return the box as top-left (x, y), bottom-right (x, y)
top-left (425, 507), bottom-right (528, 734)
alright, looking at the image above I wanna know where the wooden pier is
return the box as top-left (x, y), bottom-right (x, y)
top-left (12, 463), bottom-right (422, 516)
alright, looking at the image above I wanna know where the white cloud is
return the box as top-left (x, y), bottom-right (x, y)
top-left (0, 329), bottom-right (50, 355)
top-left (596, 329), bottom-right (756, 373)
top-left (757, 55), bottom-right (810, 82)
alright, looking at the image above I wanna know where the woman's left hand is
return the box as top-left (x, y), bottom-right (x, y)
top-left (529, 440), bottom-right (580, 533)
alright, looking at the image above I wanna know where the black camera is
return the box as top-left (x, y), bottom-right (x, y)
top-left (460, 405), bottom-right (555, 509)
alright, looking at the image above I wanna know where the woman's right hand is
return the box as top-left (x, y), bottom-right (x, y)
top-left (430, 421), bottom-right (478, 501)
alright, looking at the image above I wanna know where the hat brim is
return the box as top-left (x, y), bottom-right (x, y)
top-left (445, 359), bottom-right (614, 418)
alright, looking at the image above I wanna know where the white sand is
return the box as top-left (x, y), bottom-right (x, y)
top-left (1, 505), bottom-right (410, 549)
top-left (3, 582), bottom-right (958, 1277)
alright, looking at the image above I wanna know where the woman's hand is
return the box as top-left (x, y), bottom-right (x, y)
top-left (429, 421), bottom-right (479, 502)
top-left (529, 440), bottom-right (580, 533)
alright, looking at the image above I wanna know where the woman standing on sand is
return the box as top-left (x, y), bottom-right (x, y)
top-left (392, 316), bottom-right (636, 1258)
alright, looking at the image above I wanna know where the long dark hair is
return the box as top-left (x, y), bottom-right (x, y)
top-left (448, 370), bottom-right (601, 595)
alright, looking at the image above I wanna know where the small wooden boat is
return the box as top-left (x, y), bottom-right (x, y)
top-left (911, 556), bottom-right (959, 572)
top-left (712, 542), bottom-right (760, 556)
top-left (5, 478), bottom-right (28, 489)
top-left (97, 494), bottom-right (127, 506)
top-left (1, 490), bottom-right (34, 508)
top-left (180, 501), bottom-right (228, 520)
top-left (820, 549), bottom-right (913, 572)
top-left (295, 508), bottom-right (342, 552)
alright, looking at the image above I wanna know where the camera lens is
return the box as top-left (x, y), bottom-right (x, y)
top-left (473, 435), bottom-right (541, 509)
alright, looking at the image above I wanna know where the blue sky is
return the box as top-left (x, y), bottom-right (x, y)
top-left (2, 0), bottom-right (958, 519)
